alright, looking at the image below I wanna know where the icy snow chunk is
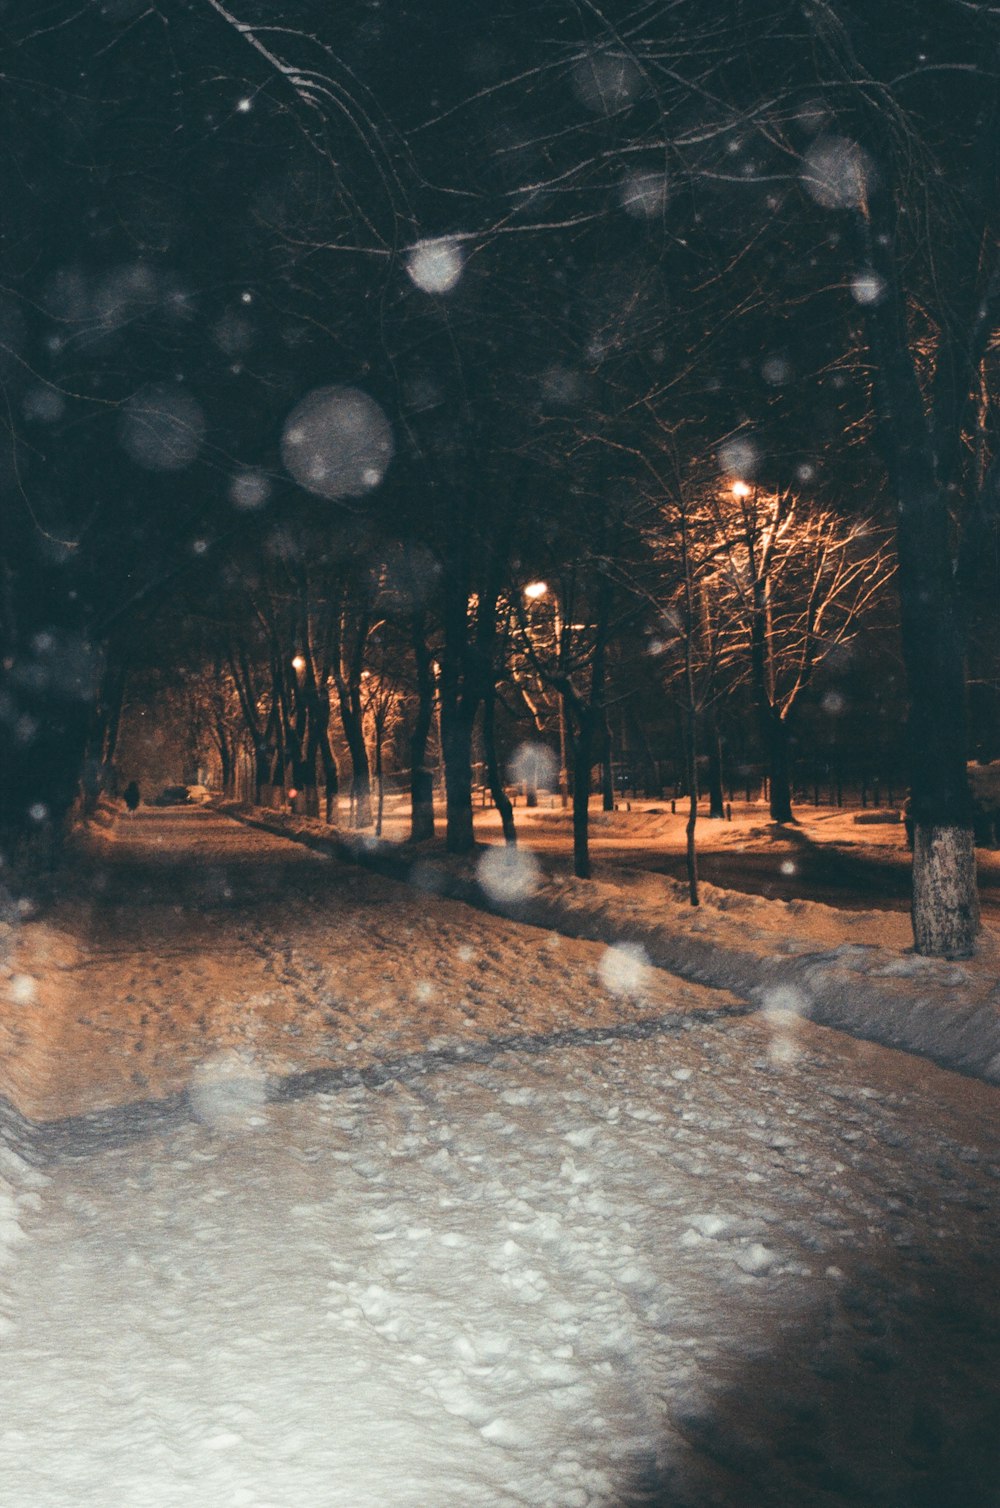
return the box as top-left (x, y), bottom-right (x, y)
top-left (480, 1416), bottom-right (535, 1449)
top-left (598, 941), bottom-right (650, 997)
top-left (617, 1264), bottom-right (656, 1290)
top-left (689, 1213), bottom-right (729, 1239)
top-left (188, 1051), bottom-right (270, 1128)
top-left (476, 846), bottom-right (540, 905)
top-left (118, 383), bottom-right (205, 471)
top-left (203, 1431), bottom-right (243, 1451)
top-left (405, 237), bottom-right (465, 294)
top-left (735, 1242), bottom-right (776, 1274)
top-left (508, 740), bottom-right (557, 792)
top-left (281, 386), bottom-right (394, 500)
top-left (801, 135), bottom-right (876, 210)
top-left (0, 1216), bottom-right (26, 1247)
top-left (437, 1381), bottom-right (494, 1427)
top-left (500, 1086), bottom-right (537, 1107)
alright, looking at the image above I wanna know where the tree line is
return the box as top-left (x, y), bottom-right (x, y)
top-left (0, 0), bottom-right (996, 957)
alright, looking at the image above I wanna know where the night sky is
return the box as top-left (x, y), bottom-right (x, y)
top-left (1, 0), bottom-right (996, 831)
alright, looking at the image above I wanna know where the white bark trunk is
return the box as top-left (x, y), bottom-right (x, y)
top-left (912, 824), bottom-right (980, 958)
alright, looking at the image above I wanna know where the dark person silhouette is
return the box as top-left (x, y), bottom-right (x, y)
top-left (123, 781), bottom-right (141, 813)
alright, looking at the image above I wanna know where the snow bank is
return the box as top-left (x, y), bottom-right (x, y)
top-left (226, 806), bottom-right (1000, 1088)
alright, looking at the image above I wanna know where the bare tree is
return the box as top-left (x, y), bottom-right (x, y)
top-left (707, 483), bottom-right (893, 824)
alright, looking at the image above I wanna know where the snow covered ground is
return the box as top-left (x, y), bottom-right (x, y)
top-left (1, 807), bottom-right (999, 1506)
top-left (228, 799), bottom-right (1000, 1086)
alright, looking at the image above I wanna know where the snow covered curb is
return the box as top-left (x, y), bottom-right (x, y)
top-left (222, 805), bottom-right (1000, 1088)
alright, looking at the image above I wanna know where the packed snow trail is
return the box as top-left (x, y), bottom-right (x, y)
top-left (1, 1014), bottom-right (999, 1507)
top-left (1, 808), bottom-right (743, 1124)
top-left (1, 807), bottom-right (999, 1505)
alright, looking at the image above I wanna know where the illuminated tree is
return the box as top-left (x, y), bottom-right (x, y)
top-left (707, 482), bottom-right (893, 824)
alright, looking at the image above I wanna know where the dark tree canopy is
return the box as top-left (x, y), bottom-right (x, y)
top-left (1, 0), bottom-right (997, 949)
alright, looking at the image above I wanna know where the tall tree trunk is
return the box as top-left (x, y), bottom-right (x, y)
top-left (227, 647), bottom-right (271, 805)
top-left (317, 724), bottom-right (339, 824)
top-left (329, 592), bottom-right (373, 829)
top-left (857, 196), bottom-right (979, 955)
top-left (215, 719), bottom-right (232, 795)
top-left (482, 683), bottom-right (516, 845)
top-left (684, 709), bottom-right (700, 907)
top-left (440, 554), bottom-right (477, 853)
top-left (373, 717), bottom-right (385, 838)
top-left (706, 708), bottom-right (725, 820)
top-left (636, 719), bottom-right (663, 800)
top-left (254, 742), bottom-right (271, 804)
top-left (767, 713), bottom-right (794, 825)
top-left (331, 673), bottom-right (372, 828)
top-left (601, 719), bottom-right (614, 812)
top-left (571, 711), bottom-right (594, 880)
top-left (570, 523), bottom-right (616, 877)
top-left (557, 690), bottom-right (572, 808)
top-left (81, 649), bottom-right (129, 811)
top-left (441, 700), bottom-right (476, 852)
top-left (912, 826), bottom-right (980, 958)
top-left (408, 611), bottom-right (436, 842)
top-left (344, 723), bottom-right (372, 827)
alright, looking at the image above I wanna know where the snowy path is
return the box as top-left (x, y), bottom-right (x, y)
top-left (2, 808), bottom-right (742, 1124)
top-left (1, 808), bottom-right (999, 1505)
top-left (1, 1015), bottom-right (998, 1507)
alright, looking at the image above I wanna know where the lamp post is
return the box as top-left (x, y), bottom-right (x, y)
top-left (524, 582), bottom-right (569, 809)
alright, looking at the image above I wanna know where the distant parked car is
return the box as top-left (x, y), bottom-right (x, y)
top-left (151, 784), bottom-right (192, 806)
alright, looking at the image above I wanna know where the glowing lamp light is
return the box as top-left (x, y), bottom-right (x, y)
top-left (731, 481), bottom-right (752, 499)
top-left (291, 655), bottom-right (306, 672)
top-left (524, 581), bottom-right (548, 600)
